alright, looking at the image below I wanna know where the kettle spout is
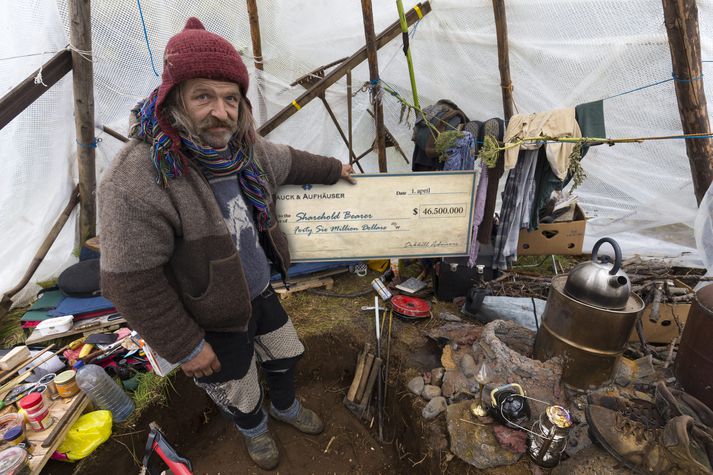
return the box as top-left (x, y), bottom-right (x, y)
top-left (609, 275), bottom-right (628, 288)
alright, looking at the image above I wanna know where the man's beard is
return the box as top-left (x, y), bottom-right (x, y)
top-left (193, 116), bottom-right (238, 149)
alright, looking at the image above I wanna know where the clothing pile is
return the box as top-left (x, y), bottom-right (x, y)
top-left (493, 101), bottom-right (605, 270)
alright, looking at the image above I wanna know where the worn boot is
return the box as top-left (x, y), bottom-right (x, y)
top-left (586, 405), bottom-right (676, 474)
top-left (243, 429), bottom-right (280, 471)
top-left (588, 392), bottom-right (665, 429)
top-left (663, 415), bottom-right (713, 475)
top-left (656, 381), bottom-right (713, 429)
top-left (269, 401), bottom-right (324, 435)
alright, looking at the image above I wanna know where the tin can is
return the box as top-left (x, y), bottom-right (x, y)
top-left (371, 278), bottom-right (392, 301)
top-left (28, 385), bottom-right (50, 408)
top-left (54, 370), bottom-right (79, 398)
top-left (38, 373), bottom-right (59, 400)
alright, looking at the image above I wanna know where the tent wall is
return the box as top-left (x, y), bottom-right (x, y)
top-left (1, 0), bottom-right (711, 302)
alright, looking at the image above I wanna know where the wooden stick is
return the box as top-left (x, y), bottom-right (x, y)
top-left (360, 0), bottom-right (387, 172)
top-left (492, 0), bottom-right (514, 120)
top-left (69, 0), bottom-right (97, 244)
top-left (355, 353), bottom-right (375, 404)
top-left (662, 0), bottom-right (713, 204)
top-left (347, 344), bottom-right (370, 402)
top-left (41, 394), bottom-right (87, 448)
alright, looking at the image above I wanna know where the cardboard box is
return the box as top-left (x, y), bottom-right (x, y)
top-left (629, 303), bottom-right (690, 344)
top-left (518, 205), bottom-right (586, 255)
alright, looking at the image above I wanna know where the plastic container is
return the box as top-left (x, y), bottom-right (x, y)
top-left (18, 394), bottom-right (52, 432)
top-left (74, 361), bottom-right (134, 423)
top-left (0, 414), bottom-right (23, 446)
top-left (35, 315), bottom-right (73, 336)
top-left (1, 426), bottom-right (25, 447)
top-left (0, 446), bottom-right (29, 474)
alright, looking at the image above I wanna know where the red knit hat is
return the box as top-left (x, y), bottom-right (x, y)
top-left (155, 17), bottom-right (250, 144)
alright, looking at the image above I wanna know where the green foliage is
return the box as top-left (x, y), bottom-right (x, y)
top-left (478, 135), bottom-right (502, 168)
top-left (568, 143), bottom-right (586, 189)
top-left (435, 130), bottom-right (464, 161)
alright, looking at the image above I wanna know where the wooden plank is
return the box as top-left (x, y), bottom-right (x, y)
top-left (271, 268), bottom-right (349, 291)
top-left (26, 314), bottom-right (125, 345)
top-left (28, 394), bottom-right (90, 474)
top-left (69, 0), bottom-right (97, 245)
top-left (0, 49), bottom-right (72, 130)
top-left (257, 1), bottom-right (431, 137)
top-left (275, 277), bottom-right (334, 299)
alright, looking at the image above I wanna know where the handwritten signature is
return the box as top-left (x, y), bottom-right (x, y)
top-left (404, 241), bottom-right (458, 248)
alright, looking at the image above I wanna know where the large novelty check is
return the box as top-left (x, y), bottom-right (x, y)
top-left (275, 171), bottom-right (478, 261)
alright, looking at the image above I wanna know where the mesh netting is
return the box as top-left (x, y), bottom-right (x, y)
top-left (1, 0), bottom-right (711, 302)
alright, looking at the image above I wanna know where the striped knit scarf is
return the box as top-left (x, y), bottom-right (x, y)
top-left (129, 88), bottom-right (274, 230)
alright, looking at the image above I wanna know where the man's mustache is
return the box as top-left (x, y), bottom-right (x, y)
top-left (198, 116), bottom-right (237, 130)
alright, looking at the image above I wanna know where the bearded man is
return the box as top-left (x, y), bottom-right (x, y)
top-left (99, 17), bottom-right (354, 470)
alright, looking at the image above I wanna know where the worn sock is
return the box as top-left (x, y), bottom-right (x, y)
top-left (271, 398), bottom-right (301, 420)
top-left (237, 409), bottom-right (268, 438)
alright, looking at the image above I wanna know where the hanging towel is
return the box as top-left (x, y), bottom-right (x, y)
top-left (503, 108), bottom-right (582, 180)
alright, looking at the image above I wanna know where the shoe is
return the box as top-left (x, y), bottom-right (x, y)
top-left (586, 404), bottom-right (675, 474)
top-left (588, 392), bottom-right (665, 429)
top-left (269, 404), bottom-right (324, 435)
top-left (243, 430), bottom-right (279, 470)
top-left (656, 381), bottom-right (713, 429)
top-left (663, 415), bottom-right (713, 475)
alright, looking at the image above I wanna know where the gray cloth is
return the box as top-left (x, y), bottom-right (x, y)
top-left (206, 173), bottom-right (270, 299)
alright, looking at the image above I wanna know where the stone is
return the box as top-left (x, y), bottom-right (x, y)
top-left (446, 401), bottom-right (522, 468)
top-left (422, 396), bottom-right (447, 419)
top-left (492, 425), bottom-right (527, 454)
top-left (441, 368), bottom-right (470, 398)
top-left (460, 353), bottom-right (478, 378)
top-left (422, 385), bottom-right (442, 400)
top-left (553, 445), bottom-right (631, 475)
top-left (439, 311), bottom-right (462, 322)
top-left (407, 376), bottom-right (424, 396)
top-left (431, 367), bottom-right (446, 386)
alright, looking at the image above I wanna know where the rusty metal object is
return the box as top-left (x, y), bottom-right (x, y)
top-left (535, 275), bottom-right (644, 389)
top-left (675, 284), bottom-right (713, 410)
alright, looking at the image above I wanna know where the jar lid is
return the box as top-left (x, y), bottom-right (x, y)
top-left (2, 426), bottom-right (22, 441)
top-left (0, 447), bottom-right (27, 471)
top-left (55, 370), bottom-right (76, 385)
top-left (18, 393), bottom-right (41, 410)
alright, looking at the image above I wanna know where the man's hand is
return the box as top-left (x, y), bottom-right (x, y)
top-left (181, 342), bottom-right (221, 378)
top-left (340, 163), bottom-right (356, 184)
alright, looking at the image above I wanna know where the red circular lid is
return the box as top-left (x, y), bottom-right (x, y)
top-left (390, 295), bottom-right (431, 318)
top-left (18, 393), bottom-right (42, 410)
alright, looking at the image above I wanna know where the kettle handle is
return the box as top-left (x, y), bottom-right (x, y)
top-left (591, 237), bottom-right (622, 275)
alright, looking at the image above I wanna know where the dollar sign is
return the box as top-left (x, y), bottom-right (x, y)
top-left (413, 208), bottom-right (418, 216)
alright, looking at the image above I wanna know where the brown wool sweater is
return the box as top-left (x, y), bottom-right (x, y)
top-left (99, 137), bottom-right (342, 363)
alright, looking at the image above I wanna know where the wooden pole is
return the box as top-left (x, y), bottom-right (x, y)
top-left (257, 2), bottom-right (430, 137)
top-left (360, 0), bottom-right (388, 172)
top-left (662, 0), bottom-right (713, 204)
top-left (492, 0), bottom-right (514, 121)
top-left (246, 0), bottom-right (268, 124)
top-left (0, 186), bottom-right (80, 320)
top-left (347, 69), bottom-right (354, 165)
top-left (68, 0), bottom-right (96, 244)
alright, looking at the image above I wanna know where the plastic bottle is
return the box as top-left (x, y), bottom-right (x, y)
top-left (73, 361), bottom-right (134, 422)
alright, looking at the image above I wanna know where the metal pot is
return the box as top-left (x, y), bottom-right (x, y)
top-left (563, 237), bottom-right (631, 309)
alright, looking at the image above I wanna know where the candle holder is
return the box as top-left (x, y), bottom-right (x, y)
top-left (469, 361), bottom-right (490, 417)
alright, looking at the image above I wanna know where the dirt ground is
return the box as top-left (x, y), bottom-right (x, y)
top-left (41, 270), bottom-right (630, 474)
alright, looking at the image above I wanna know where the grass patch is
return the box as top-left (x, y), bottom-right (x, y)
top-left (512, 254), bottom-right (581, 276)
top-left (0, 307), bottom-right (28, 347)
top-left (127, 371), bottom-right (174, 420)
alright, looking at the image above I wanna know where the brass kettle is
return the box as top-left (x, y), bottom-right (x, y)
top-left (563, 237), bottom-right (631, 310)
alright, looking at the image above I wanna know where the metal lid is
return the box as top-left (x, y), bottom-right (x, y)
top-left (390, 295), bottom-right (431, 319)
top-left (546, 405), bottom-right (572, 429)
top-left (55, 370), bottom-right (76, 385)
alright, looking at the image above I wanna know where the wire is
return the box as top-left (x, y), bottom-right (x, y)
top-left (136, 0), bottom-right (160, 77)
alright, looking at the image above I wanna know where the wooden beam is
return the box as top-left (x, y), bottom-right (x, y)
top-left (69, 0), bottom-right (97, 245)
top-left (492, 0), bottom-right (514, 121)
top-left (0, 50), bottom-right (72, 130)
top-left (257, 1), bottom-right (431, 137)
top-left (662, 0), bottom-right (713, 204)
top-left (0, 186), bottom-right (80, 321)
top-left (246, 0), bottom-right (268, 124)
top-left (361, 0), bottom-right (388, 172)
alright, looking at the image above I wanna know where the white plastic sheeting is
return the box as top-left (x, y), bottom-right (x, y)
top-left (1, 0), bottom-right (712, 302)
